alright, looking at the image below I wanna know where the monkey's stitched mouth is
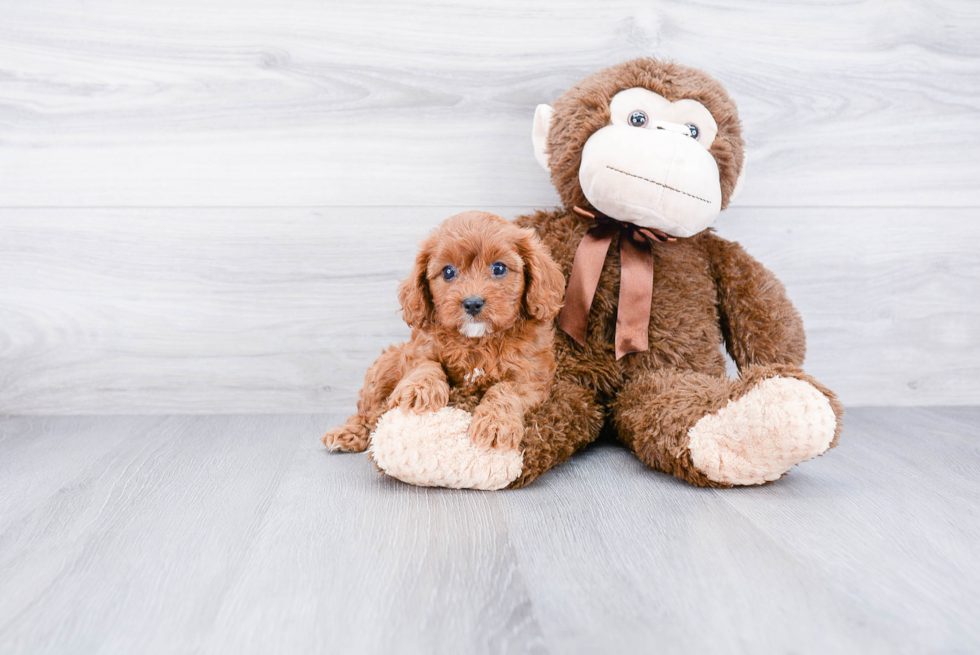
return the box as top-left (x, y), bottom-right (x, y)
top-left (605, 166), bottom-right (711, 204)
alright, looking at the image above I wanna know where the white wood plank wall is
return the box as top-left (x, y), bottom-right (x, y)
top-left (1, 0), bottom-right (978, 413)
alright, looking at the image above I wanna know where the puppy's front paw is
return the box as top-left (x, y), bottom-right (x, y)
top-left (468, 407), bottom-right (524, 450)
top-left (389, 378), bottom-right (450, 414)
top-left (322, 424), bottom-right (369, 452)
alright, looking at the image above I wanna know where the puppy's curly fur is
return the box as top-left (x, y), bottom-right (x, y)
top-left (322, 210), bottom-right (565, 453)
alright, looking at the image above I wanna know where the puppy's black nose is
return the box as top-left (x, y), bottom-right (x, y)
top-left (462, 296), bottom-right (485, 316)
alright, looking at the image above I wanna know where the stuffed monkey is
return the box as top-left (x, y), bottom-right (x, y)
top-left (368, 58), bottom-right (843, 489)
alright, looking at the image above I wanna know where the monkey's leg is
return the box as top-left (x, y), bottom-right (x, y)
top-left (507, 378), bottom-right (605, 489)
top-left (611, 365), bottom-right (843, 487)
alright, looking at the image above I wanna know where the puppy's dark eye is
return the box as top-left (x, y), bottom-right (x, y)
top-left (629, 110), bottom-right (647, 127)
top-left (442, 265), bottom-right (457, 281)
top-left (687, 124), bottom-right (699, 139)
top-left (491, 261), bottom-right (508, 278)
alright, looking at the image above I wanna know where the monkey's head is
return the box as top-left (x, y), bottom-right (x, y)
top-left (532, 58), bottom-right (745, 238)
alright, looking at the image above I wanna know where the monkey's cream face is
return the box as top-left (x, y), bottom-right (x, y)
top-left (534, 87), bottom-right (736, 238)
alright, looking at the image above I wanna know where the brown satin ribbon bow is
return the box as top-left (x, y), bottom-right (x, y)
top-left (558, 206), bottom-right (677, 360)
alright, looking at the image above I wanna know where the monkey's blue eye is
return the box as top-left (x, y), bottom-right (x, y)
top-left (629, 111), bottom-right (647, 127)
top-left (687, 124), bottom-right (699, 139)
top-left (491, 261), bottom-right (508, 278)
top-left (442, 265), bottom-right (457, 281)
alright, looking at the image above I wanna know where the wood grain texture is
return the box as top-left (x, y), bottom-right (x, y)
top-left (0, 409), bottom-right (977, 653)
top-left (1, 206), bottom-right (977, 414)
top-left (0, 0), bottom-right (978, 207)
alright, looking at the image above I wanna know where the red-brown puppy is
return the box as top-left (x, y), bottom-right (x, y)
top-left (322, 210), bottom-right (565, 452)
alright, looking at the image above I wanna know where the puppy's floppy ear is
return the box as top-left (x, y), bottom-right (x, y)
top-left (398, 238), bottom-right (434, 329)
top-left (518, 229), bottom-right (565, 322)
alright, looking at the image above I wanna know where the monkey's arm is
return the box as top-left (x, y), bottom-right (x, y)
top-left (703, 233), bottom-right (806, 371)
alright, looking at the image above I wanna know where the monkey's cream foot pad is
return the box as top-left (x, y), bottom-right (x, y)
top-left (369, 407), bottom-right (523, 490)
top-left (688, 377), bottom-right (837, 486)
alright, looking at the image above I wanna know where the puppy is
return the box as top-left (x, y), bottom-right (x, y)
top-left (322, 210), bottom-right (565, 453)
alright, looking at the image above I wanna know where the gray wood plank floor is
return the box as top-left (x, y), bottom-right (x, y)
top-left (1, 408), bottom-right (977, 654)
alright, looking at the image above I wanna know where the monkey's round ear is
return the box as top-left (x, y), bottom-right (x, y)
top-left (531, 104), bottom-right (554, 172)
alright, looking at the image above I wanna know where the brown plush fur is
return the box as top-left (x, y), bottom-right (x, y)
top-left (322, 211), bottom-right (565, 453)
top-left (507, 58), bottom-right (844, 488)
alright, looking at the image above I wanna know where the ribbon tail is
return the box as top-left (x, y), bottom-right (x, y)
top-left (559, 225), bottom-right (614, 345)
top-left (616, 232), bottom-right (654, 359)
